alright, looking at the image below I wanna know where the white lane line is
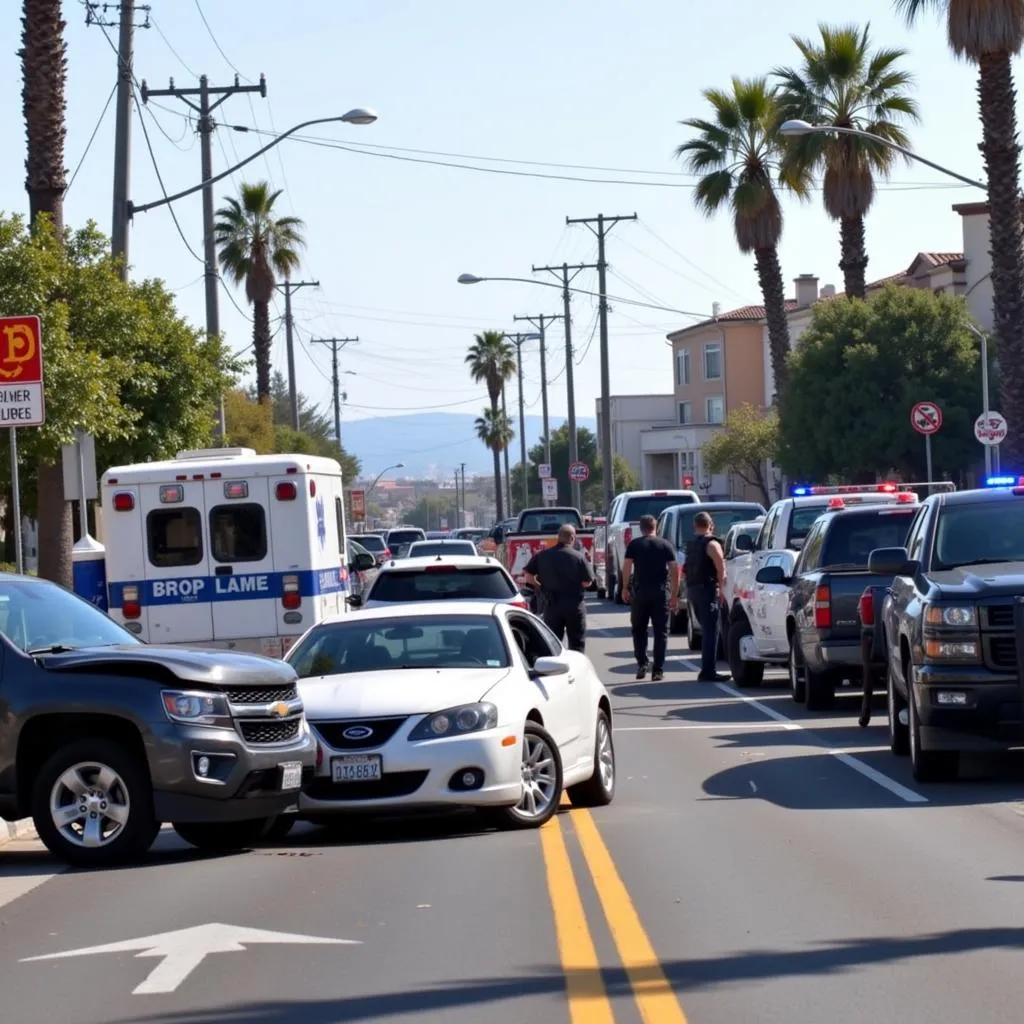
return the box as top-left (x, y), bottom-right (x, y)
top-left (617, 723), bottom-right (792, 731)
top-left (714, 683), bottom-right (928, 804)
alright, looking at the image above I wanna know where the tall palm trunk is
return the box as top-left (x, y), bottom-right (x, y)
top-left (253, 299), bottom-right (272, 402)
top-left (754, 246), bottom-right (793, 404)
top-left (978, 52), bottom-right (1024, 463)
top-left (488, 393), bottom-right (504, 520)
top-left (839, 215), bottom-right (868, 300)
top-left (22, 0), bottom-right (71, 585)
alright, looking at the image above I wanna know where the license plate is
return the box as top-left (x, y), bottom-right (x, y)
top-left (332, 754), bottom-right (382, 783)
top-left (279, 761), bottom-right (303, 790)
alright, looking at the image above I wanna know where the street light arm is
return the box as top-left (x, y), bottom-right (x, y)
top-left (368, 463), bottom-right (404, 496)
top-left (130, 116), bottom-right (355, 215)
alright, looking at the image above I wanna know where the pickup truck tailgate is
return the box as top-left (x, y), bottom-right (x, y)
top-left (821, 571), bottom-right (880, 641)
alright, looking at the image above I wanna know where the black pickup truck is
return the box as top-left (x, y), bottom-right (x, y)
top-left (870, 484), bottom-right (1024, 782)
top-left (758, 503), bottom-right (918, 710)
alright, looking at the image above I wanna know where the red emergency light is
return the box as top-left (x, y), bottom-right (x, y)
top-left (682, 476), bottom-right (694, 488)
top-left (827, 497), bottom-right (845, 509)
top-left (806, 483), bottom-right (900, 495)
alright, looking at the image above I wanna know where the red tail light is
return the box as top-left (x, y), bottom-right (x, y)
top-left (112, 492), bottom-right (135, 512)
top-left (384, 548), bottom-right (392, 558)
top-left (122, 585), bottom-right (141, 620)
top-left (624, 526), bottom-right (633, 545)
top-left (276, 482), bottom-right (297, 501)
top-left (859, 591), bottom-right (874, 626)
top-left (510, 598), bottom-right (529, 609)
top-left (282, 574), bottom-right (301, 610)
top-left (814, 584), bottom-right (832, 629)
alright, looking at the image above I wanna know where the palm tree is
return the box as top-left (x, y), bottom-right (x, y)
top-left (215, 182), bottom-right (305, 402)
top-left (774, 24), bottom-right (920, 300)
top-left (677, 77), bottom-right (809, 402)
top-left (895, 0), bottom-right (1024, 462)
top-left (465, 331), bottom-right (516, 518)
top-left (21, 0), bottom-right (71, 585)
top-left (474, 407), bottom-right (515, 521)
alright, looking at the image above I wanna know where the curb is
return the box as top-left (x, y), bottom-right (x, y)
top-left (0, 817), bottom-right (35, 843)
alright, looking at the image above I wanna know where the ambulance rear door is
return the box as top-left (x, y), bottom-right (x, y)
top-left (141, 479), bottom-right (214, 644)
top-left (205, 476), bottom-right (277, 643)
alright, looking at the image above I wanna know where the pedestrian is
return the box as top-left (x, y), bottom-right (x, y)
top-left (621, 514), bottom-right (679, 681)
top-left (683, 510), bottom-right (729, 682)
top-left (522, 524), bottom-right (595, 652)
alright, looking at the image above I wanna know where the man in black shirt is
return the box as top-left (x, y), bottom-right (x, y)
top-left (682, 510), bottom-right (729, 681)
top-left (622, 514), bottom-right (679, 681)
top-left (523, 524), bottom-right (595, 652)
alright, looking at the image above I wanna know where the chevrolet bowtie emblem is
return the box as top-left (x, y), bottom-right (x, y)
top-left (269, 701), bottom-right (291, 718)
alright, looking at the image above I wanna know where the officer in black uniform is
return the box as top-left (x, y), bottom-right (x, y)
top-left (683, 510), bottom-right (729, 682)
top-left (523, 524), bottom-right (595, 652)
top-left (622, 514), bottom-right (679, 681)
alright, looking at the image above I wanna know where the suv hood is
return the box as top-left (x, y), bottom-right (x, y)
top-left (932, 562), bottom-right (1024, 598)
top-left (37, 644), bottom-right (298, 686)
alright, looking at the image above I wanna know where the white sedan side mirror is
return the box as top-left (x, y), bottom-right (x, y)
top-left (533, 656), bottom-right (570, 677)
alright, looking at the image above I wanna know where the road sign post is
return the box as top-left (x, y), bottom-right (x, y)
top-left (911, 401), bottom-right (942, 484)
top-left (975, 411), bottom-right (1007, 476)
top-left (568, 462), bottom-right (590, 483)
top-left (541, 477), bottom-right (558, 502)
top-left (0, 316), bottom-right (45, 575)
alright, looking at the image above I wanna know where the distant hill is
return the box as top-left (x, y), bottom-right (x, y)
top-left (342, 412), bottom-right (598, 480)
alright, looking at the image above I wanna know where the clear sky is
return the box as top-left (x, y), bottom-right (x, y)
top-left (0, 0), bottom-right (1003, 456)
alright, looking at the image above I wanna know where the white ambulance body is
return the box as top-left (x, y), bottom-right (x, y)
top-left (101, 448), bottom-right (350, 657)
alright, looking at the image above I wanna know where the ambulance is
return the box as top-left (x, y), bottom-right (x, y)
top-left (100, 448), bottom-right (361, 658)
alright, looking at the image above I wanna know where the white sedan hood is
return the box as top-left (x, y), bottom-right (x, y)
top-left (298, 668), bottom-right (511, 719)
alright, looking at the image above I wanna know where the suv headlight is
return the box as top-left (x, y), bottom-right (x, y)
top-left (408, 702), bottom-right (498, 741)
top-left (161, 690), bottom-right (232, 728)
top-left (924, 605), bottom-right (977, 627)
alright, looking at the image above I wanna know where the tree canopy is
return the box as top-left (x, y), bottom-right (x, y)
top-left (405, 494), bottom-right (458, 531)
top-left (702, 403), bottom-right (779, 504)
top-left (778, 285), bottom-right (986, 481)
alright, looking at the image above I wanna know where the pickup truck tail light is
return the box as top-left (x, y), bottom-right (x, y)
top-left (282, 574), bottom-right (301, 610)
top-left (814, 584), bottom-right (832, 629)
top-left (858, 591), bottom-right (874, 626)
top-left (122, 585), bottom-right (141, 620)
top-left (624, 526), bottom-right (633, 546)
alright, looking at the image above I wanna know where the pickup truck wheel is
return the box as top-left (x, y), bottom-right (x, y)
top-left (908, 684), bottom-right (959, 782)
top-left (788, 638), bottom-right (806, 703)
top-left (728, 617), bottom-right (764, 688)
top-left (173, 818), bottom-right (274, 852)
top-left (685, 607), bottom-right (701, 650)
top-left (887, 661), bottom-right (909, 756)
top-left (804, 666), bottom-right (836, 711)
top-left (613, 569), bottom-right (625, 605)
top-left (32, 739), bottom-right (160, 869)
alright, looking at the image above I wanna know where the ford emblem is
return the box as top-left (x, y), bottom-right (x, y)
top-left (342, 725), bottom-right (373, 740)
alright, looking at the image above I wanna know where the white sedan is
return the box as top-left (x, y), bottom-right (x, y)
top-left (282, 601), bottom-right (615, 829)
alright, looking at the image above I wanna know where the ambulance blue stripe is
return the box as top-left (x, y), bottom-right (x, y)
top-left (107, 568), bottom-right (349, 609)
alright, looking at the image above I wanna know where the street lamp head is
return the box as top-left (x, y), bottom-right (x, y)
top-left (395, 462), bottom-right (405, 469)
top-left (340, 108), bottom-right (378, 126)
top-left (779, 119), bottom-right (815, 137)
top-left (457, 273), bottom-right (483, 285)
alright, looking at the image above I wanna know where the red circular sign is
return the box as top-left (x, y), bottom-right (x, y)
top-left (911, 401), bottom-right (942, 436)
top-left (568, 461), bottom-right (590, 482)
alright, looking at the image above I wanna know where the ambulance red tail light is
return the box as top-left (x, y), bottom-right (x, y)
top-left (112, 492), bottom-right (135, 512)
top-left (276, 482), bottom-right (297, 501)
top-left (309, 479), bottom-right (317, 497)
top-left (122, 585), bottom-right (141, 619)
top-left (282, 574), bottom-right (301, 610)
top-left (859, 591), bottom-right (874, 626)
top-left (624, 526), bottom-right (633, 546)
top-left (814, 584), bottom-right (832, 629)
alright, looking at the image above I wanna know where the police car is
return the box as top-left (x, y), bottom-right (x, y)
top-left (101, 447), bottom-right (373, 658)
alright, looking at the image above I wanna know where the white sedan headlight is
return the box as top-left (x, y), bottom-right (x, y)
top-left (409, 702), bottom-right (498, 741)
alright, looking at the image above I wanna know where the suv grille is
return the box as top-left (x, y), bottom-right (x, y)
top-left (988, 636), bottom-right (1017, 671)
top-left (984, 604), bottom-right (1016, 630)
top-left (239, 718), bottom-right (302, 745)
top-left (225, 684), bottom-right (299, 704)
top-left (313, 717), bottom-right (409, 749)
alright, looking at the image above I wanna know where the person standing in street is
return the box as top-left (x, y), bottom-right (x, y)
top-left (622, 514), bottom-right (679, 681)
top-left (683, 511), bottom-right (729, 682)
top-left (522, 524), bottom-right (595, 652)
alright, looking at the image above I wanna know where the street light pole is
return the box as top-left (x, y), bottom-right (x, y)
top-left (367, 462), bottom-right (405, 497)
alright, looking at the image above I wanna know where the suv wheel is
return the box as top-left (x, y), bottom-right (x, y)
top-left (908, 681), bottom-right (959, 782)
top-left (173, 818), bottom-right (274, 852)
top-left (788, 637), bottom-right (806, 703)
top-left (805, 666), bottom-right (837, 712)
top-left (32, 738), bottom-right (160, 869)
top-left (728, 617), bottom-right (764, 688)
top-left (887, 660), bottom-right (909, 756)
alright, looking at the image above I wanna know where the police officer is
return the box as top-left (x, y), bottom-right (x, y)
top-left (683, 510), bottom-right (729, 682)
top-left (523, 524), bottom-right (595, 652)
top-left (622, 514), bottom-right (679, 681)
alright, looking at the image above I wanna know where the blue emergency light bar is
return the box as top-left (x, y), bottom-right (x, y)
top-left (985, 475), bottom-right (1024, 487)
top-left (792, 486), bottom-right (809, 496)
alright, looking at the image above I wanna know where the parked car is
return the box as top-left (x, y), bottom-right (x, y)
top-left (385, 526), bottom-right (427, 558)
top-left (347, 539), bottom-right (379, 601)
top-left (407, 538), bottom-right (479, 558)
top-left (287, 602), bottom-right (615, 828)
top-left (352, 532), bottom-right (390, 566)
top-left (0, 574), bottom-right (316, 867)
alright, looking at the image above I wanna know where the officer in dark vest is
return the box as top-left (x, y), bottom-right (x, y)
top-left (622, 514), bottom-right (679, 681)
top-left (683, 510), bottom-right (729, 681)
top-left (523, 524), bottom-right (595, 652)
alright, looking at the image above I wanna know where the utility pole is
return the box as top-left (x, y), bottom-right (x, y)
top-left (566, 213), bottom-right (638, 511)
top-left (460, 462), bottom-right (466, 527)
top-left (513, 313), bottom-right (563, 469)
top-left (506, 334), bottom-right (531, 512)
top-left (140, 73), bottom-right (268, 439)
top-left (453, 468), bottom-right (460, 529)
top-left (312, 337), bottom-right (358, 453)
top-left (277, 279), bottom-right (319, 429)
top-left (534, 261), bottom-right (597, 510)
top-left (87, 1), bottom-right (150, 278)
top-left (500, 384), bottom-right (512, 516)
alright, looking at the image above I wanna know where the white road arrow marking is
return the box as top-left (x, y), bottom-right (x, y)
top-left (21, 922), bottom-right (360, 995)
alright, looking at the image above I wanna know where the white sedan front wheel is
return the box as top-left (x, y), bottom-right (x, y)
top-left (490, 721), bottom-right (563, 830)
top-left (568, 710), bottom-right (615, 807)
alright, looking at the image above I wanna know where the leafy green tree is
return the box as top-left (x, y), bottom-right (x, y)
top-left (584, 456), bottom-right (638, 512)
top-left (406, 494), bottom-right (458, 531)
top-left (0, 214), bottom-right (236, 581)
top-left (778, 285), bottom-right (985, 480)
top-left (702, 404), bottom-right (779, 505)
top-left (466, 331), bottom-right (516, 518)
top-left (510, 423), bottom-right (599, 506)
top-left (215, 182), bottom-right (305, 402)
top-left (895, 0), bottom-right (1024, 462)
top-left (774, 23), bottom-right (919, 299)
top-left (677, 77), bottom-right (809, 400)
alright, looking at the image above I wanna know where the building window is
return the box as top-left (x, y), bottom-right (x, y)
top-left (703, 342), bottom-right (722, 380)
top-left (675, 348), bottom-right (690, 386)
top-left (706, 396), bottom-right (724, 424)
top-left (678, 401), bottom-right (691, 425)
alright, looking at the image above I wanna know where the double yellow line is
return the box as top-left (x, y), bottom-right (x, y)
top-left (541, 801), bottom-right (689, 1023)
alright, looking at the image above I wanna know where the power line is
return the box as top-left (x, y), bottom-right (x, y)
top-left (637, 220), bottom-right (747, 300)
top-left (67, 81), bottom-right (118, 191)
top-left (192, 0), bottom-right (245, 78)
top-left (150, 16), bottom-right (198, 78)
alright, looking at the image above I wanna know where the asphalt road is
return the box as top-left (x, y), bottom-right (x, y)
top-left (4, 600), bottom-right (1024, 1022)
